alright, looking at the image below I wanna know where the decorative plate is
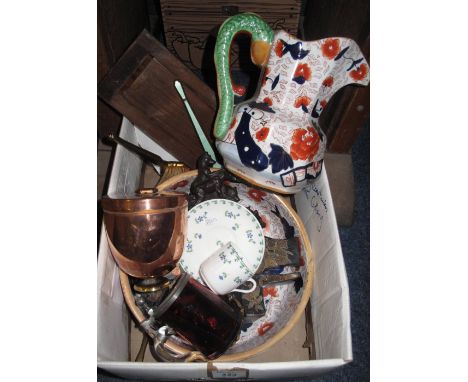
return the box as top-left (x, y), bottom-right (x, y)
top-left (168, 179), bottom-right (297, 239)
top-left (161, 172), bottom-right (312, 358)
top-left (178, 199), bottom-right (265, 284)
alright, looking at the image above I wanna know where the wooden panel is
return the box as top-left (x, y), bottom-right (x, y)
top-left (160, 0), bottom-right (302, 72)
top-left (97, 0), bottom-right (149, 67)
top-left (303, 0), bottom-right (369, 153)
top-left (97, 23), bottom-right (110, 83)
top-left (328, 86), bottom-right (369, 153)
top-left (327, 34), bottom-right (369, 152)
top-left (97, 0), bottom-right (149, 138)
top-left (302, 0), bottom-right (369, 46)
top-left (98, 30), bottom-right (217, 168)
top-left (161, 0), bottom-right (301, 15)
top-left (97, 99), bottom-right (122, 138)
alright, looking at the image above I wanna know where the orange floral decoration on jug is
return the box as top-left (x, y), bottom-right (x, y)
top-left (290, 127), bottom-right (320, 161)
top-left (321, 38), bottom-right (340, 59)
top-left (263, 97), bottom-right (273, 106)
top-left (255, 127), bottom-right (270, 142)
top-left (294, 63), bottom-right (311, 81)
top-left (232, 83), bottom-right (246, 96)
top-left (274, 40), bottom-right (284, 57)
top-left (322, 76), bottom-right (334, 87)
top-left (350, 63), bottom-right (369, 81)
top-left (294, 96), bottom-right (311, 109)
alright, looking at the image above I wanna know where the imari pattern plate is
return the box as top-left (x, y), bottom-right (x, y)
top-left (168, 176), bottom-right (309, 353)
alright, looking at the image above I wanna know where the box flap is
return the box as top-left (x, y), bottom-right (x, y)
top-left (98, 359), bottom-right (348, 380)
top-left (97, 119), bottom-right (145, 361)
top-left (294, 168), bottom-right (353, 361)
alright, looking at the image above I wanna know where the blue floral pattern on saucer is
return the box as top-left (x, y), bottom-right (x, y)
top-left (179, 199), bottom-right (265, 284)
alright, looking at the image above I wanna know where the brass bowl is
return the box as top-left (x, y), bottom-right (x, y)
top-left (102, 189), bottom-right (188, 278)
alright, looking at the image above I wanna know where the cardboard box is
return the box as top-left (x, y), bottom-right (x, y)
top-left (97, 118), bottom-right (352, 380)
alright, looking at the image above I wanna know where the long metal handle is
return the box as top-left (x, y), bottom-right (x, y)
top-left (108, 134), bottom-right (166, 167)
top-left (174, 81), bottom-right (221, 168)
top-left (108, 134), bottom-right (191, 188)
top-left (256, 272), bottom-right (302, 287)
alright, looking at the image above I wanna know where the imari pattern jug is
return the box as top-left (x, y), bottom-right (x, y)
top-left (213, 13), bottom-right (369, 194)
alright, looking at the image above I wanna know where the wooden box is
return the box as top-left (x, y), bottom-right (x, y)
top-left (160, 0), bottom-right (302, 73)
top-left (97, 31), bottom-right (217, 169)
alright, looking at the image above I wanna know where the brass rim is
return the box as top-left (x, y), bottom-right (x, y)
top-left (133, 279), bottom-right (171, 293)
top-left (102, 191), bottom-right (187, 213)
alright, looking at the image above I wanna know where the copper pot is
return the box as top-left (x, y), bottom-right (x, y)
top-left (102, 188), bottom-right (188, 278)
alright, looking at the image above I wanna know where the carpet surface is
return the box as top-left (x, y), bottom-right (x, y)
top-left (97, 123), bottom-right (370, 381)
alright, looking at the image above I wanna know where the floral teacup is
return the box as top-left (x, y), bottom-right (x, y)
top-left (199, 241), bottom-right (257, 295)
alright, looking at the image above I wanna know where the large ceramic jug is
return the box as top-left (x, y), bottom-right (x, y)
top-left (213, 13), bottom-right (369, 194)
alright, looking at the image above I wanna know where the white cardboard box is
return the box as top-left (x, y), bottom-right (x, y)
top-left (97, 118), bottom-right (352, 380)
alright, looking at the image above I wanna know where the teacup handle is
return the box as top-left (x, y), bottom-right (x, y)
top-left (232, 278), bottom-right (257, 294)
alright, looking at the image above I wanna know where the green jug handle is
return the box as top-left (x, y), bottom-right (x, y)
top-left (213, 13), bottom-right (274, 140)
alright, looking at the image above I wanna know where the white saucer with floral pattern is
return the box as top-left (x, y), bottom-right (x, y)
top-left (178, 199), bottom-right (265, 284)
